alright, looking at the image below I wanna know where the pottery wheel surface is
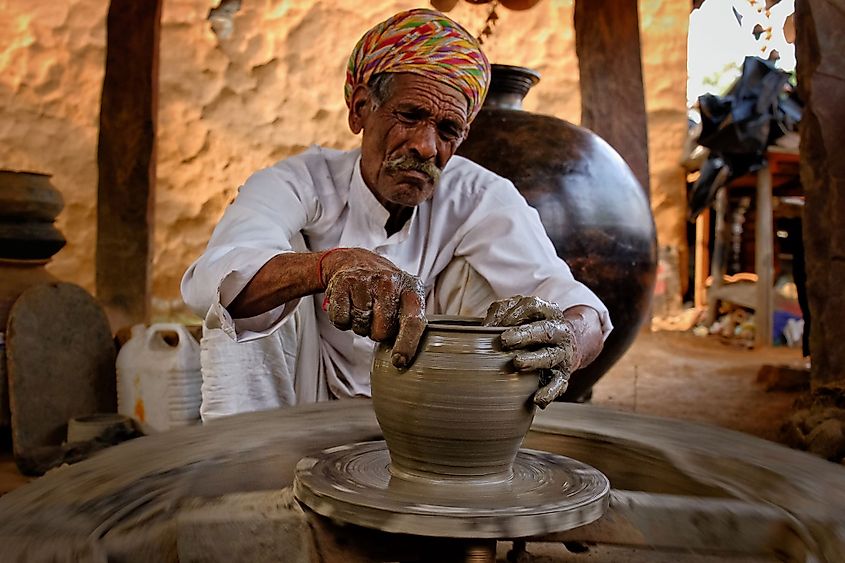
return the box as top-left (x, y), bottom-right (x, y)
top-left (293, 440), bottom-right (610, 538)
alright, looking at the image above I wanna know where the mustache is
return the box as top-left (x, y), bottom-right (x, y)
top-left (383, 155), bottom-right (441, 184)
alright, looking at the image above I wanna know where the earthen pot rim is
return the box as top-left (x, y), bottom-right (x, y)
top-left (490, 63), bottom-right (541, 82)
top-left (0, 169), bottom-right (52, 179)
top-left (426, 315), bottom-right (506, 333)
top-left (0, 258), bottom-right (51, 266)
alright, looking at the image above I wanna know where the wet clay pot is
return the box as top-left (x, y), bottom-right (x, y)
top-left (371, 316), bottom-right (539, 483)
top-left (457, 65), bottom-right (658, 401)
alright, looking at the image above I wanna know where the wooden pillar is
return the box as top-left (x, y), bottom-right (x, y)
top-left (796, 0), bottom-right (845, 383)
top-left (754, 165), bottom-right (773, 348)
top-left (694, 208), bottom-right (710, 309)
top-left (704, 189), bottom-right (728, 327)
top-left (96, 0), bottom-right (162, 328)
top-left (574, 0), bottom-right (651, 195)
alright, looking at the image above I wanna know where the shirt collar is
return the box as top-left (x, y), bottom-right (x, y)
top-left (349, 157), bottom-right (417, 244)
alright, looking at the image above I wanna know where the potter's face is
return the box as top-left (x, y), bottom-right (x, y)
top-left (350, 73), bottom-right (470, 212)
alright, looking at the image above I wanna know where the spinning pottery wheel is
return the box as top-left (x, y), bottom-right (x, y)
top-left (293, 317), bottom-right (611, 560)
top-left (294, 441), bottom-right (609, 538)
top-left (1, 401), bottom-right (845, 561)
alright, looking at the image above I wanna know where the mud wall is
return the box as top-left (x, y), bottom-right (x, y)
top-left (640, 0), bottom-right (690, 295)
top-left (0, 1), bottom-right (108, 290)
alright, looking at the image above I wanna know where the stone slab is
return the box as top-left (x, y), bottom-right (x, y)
top-left (500, 542), bottom-right (779, 562)
top-left (537, 490), bottom-right (808, 561)
top-left (6, 282), bottom-right (116, 475)
top-left (176, 489), bottom-right (311, 563)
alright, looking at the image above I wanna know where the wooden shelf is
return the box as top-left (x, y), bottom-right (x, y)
top-left (697, 147), bottom-right (802, 347)
top-left (726, 148), bottom-right (801, 195)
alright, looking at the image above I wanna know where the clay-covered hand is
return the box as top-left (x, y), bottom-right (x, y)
top-left (483, 296), bottom-right (603, 408)
top-left (322, 248), bottom-right (426, 369)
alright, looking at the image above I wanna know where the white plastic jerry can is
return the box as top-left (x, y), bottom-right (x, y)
top-left (116, 323), bottom-right (202, 434)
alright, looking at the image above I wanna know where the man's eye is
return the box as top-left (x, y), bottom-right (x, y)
top-left (439, 126), bottom-right (462, 141)
top-left (396, 111), bottom-right (420, 123)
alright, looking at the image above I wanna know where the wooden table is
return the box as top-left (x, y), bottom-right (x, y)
top-left (697, 146), bottom-right (801, 347)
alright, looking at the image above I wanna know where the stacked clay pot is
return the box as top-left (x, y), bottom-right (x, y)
top-left (456, 65), bottom-right (658, 401)
top-left (0, 170), bottom-right (65, 425)
top-left (0, 171), bottom-right (66, 261)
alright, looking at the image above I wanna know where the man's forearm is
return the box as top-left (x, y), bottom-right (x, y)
top-left (227, 252), bottom-right (325, 319)
top-left (226, 246), bottom-right (429, 368)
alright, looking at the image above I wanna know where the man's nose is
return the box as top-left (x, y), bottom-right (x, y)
top-left (407, 123), bottom-right (438, 162)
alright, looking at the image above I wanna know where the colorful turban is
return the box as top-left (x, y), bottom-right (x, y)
top-left (345, 9), bottom-right (491, 122)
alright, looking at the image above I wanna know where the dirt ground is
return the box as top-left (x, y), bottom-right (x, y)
top-left (591, 329), bottom-right (806, 443)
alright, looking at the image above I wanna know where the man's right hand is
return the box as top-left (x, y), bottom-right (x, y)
top-left (321, 248), bottom-right (426, 369)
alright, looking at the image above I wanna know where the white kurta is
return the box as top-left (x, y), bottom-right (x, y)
top-left (182, 146), bottom-right (612, 417)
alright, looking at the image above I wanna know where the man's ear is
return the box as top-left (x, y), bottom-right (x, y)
top-left (348, 84), bottom-right (373, 135)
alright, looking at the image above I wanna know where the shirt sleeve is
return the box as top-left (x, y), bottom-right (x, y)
top-left (181, 163), bottom-right (317, 341)
top-left (454, 181), bottom-right (613, 340)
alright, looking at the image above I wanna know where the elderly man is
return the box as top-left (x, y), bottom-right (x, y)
top-left (182, 9), bottom-right (611, 420)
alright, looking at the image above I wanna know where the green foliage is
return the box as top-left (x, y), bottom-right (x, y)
top-left (701, 61), bottom-right (743, 97)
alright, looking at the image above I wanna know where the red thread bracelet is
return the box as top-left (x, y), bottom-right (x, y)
top-left (316, 247), bottom-right (344, 290)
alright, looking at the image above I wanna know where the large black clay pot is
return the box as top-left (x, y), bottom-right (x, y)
top-left (457, 65), bottom-right (657, 401)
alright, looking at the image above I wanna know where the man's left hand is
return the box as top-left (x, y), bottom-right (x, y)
top-left (483, 297), bottom-right (603, 408)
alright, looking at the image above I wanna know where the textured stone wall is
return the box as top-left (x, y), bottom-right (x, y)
top-left (639, 0), bottom-right (690, 294)
top-left (0, 0), bottom-right (688, 321)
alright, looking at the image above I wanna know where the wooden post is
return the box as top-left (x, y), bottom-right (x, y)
top-left (95, 0), bottom-right (162, 329)
top-left (574, 0), bottom-right (650, 195)
top-left (755, 164), bottom-right (774, 348)
top-left (694, 208), bottom-right (710, 309)
top-left (796, 0), bottom-right (845, 383)
top-left (704, 189), bottom-right (728, 327)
